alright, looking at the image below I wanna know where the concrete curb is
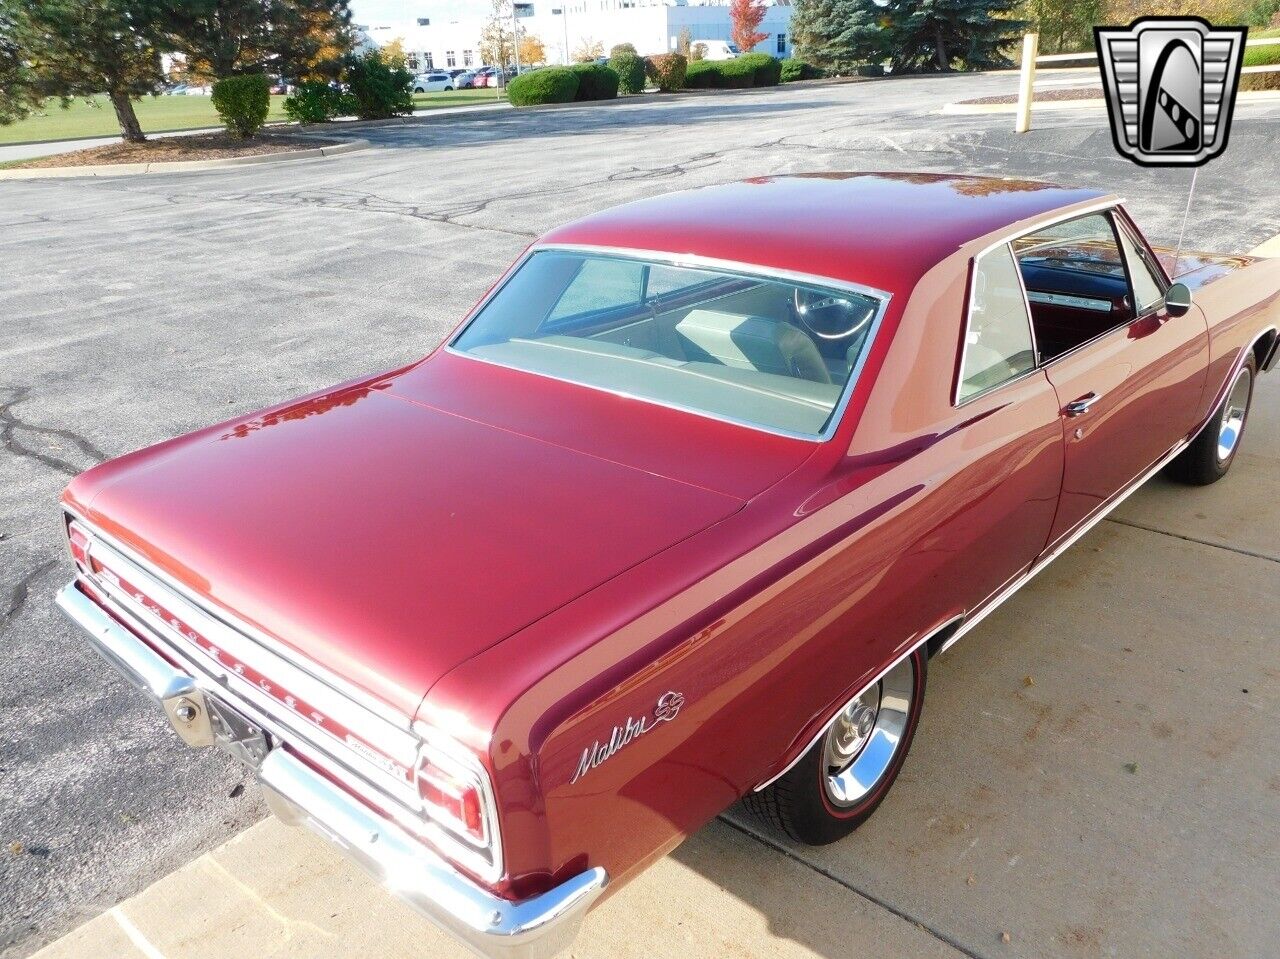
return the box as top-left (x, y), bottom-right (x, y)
top-left (0, 138), bottom-right (370, 181)
top-left (1249, 230), bottom-right (1280, 257)
top-left (941, 89), bottom-right (1280, 115)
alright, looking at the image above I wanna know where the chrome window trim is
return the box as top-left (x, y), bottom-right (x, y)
top-left (445, 243), bottom-right (894, 443)
top-left (953, 199), bottom-right (1122, 408)
top-left (63, 504), bottom-right (411, 731)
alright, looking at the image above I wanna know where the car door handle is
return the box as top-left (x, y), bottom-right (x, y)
top-left (1063, 392), bottom-right (1102, 417)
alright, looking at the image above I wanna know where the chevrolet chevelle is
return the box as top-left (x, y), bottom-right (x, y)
top-left (59, 174), bottom-right (1278, 958)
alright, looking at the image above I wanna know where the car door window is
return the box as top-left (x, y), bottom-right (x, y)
top-left (1013, 213), bottom-right (1134, 361)
top-left (1114, 217), bottom-right (1166, 314)
top-left (958, 244), bottom-right (1037, 402)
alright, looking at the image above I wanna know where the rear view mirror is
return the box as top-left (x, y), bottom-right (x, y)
top-left (1165, 282), bottom-right (1193, 317)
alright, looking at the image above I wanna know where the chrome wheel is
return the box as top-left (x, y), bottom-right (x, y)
top-left (1216, 366), bottom-right (1252, 462)
top-left (823, 657), bottom-right (915, 808)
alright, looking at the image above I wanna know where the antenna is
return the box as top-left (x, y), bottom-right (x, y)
top-left (1172, 166), bottom-right (1199, 279)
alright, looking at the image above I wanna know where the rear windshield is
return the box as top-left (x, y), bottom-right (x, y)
top-left (450, 250), bottom-right (886, 437)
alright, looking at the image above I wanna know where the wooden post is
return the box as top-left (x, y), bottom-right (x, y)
top-left (1015, 33), bottom-right (1039, 134)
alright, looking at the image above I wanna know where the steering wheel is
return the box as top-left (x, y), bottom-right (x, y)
top-left (793, 288), bottom-right (875, 340)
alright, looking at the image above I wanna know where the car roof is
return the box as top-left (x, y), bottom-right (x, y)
top-left (538, 173), bottom-right (1112, 300)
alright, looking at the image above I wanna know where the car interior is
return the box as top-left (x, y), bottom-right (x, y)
top-left (1014, 211), bottom-right (1168, 361)
top-left (453, 252), bottom-right (883, 436)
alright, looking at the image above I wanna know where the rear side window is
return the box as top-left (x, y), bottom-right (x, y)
top-left (958, 244), bottom-right (1037, 402)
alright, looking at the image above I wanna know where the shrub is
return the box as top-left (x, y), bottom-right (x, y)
top-left (856, 63), bottom-right (885, 77)
top-left (609, 50), bottom-right (646, 94)
top-left (691, 42), bottom-right (707, 61)
top-left (344, 50), bottom-right (413, 120)
top-left (570, 62), bottom-right (619, 100)
top-left (609, 42), bottom-right (638, 58)
top-left (507, 67), bottom-right (579, 106)
top-left (718, 58), bottom-right (757, 88)
top-left (211, 74), bottom-right (270, 138)
top-left (645, 53), bottom-right (687, 91)
top-left (686, 58), bottom-right (757, 89)
top-left (685, 59), bottom-right (721, 88)
top-left (780, 58), bottom-right (818, 82)
top-left (283, 81), bottom-right (345, 123)
top-left (738, 52), bottom-right (781, 86)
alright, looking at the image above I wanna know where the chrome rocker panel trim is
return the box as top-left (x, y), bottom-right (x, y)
top-left (55, 583), bottom-right (608, 959)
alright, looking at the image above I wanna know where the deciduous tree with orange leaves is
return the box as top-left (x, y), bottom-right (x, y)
top-left (730, 0), bottom-right (769, 53)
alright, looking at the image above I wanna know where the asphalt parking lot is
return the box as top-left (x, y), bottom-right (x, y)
top-left (2, 73), bottom-right (1278, 959)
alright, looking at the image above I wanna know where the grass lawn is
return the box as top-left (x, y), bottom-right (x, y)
top-left (411, 88), bottom-right (506, 109)
top-left (0, 88), bottom-right (505, 145)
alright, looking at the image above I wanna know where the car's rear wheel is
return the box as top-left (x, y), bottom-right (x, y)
top-left (743, 646), bottom-right (926, 845)
top-left (1168, 354), bottom-right (1256, 486)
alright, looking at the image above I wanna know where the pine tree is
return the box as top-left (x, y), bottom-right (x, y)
top-left (156, 0), bottom-right (352, 81)
top-left (790, 0), bottom-right (888, 74)
top-left (0, 0), bottom-right (166, 141)
top-left (883, 0), bottom-right (1022, 73)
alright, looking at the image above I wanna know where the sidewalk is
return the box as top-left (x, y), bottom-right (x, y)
top-left (33, 817), bottom-right (959, 959)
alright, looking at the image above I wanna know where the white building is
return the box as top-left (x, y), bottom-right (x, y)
top-left (362, 0), bottom-right (793, 72)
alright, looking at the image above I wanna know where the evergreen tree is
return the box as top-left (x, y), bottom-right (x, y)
top-left (791, 0), bottom-right (887, 73)
top-left (883, 0), bottom-right (1022, 73)
top-left (0, 0), bottom-right (166, 141)
top-left (156, 0), bottom-right (352, 81)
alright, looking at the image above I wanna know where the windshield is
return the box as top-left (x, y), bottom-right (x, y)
top-left (450, 250), bottom-right (886, 437)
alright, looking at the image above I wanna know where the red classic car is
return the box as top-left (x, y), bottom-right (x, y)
top-left (58, 174), bottom-right (1279, 959)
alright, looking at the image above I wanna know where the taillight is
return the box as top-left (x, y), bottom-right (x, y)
top-left (417, 753), bottom-right (486, 843)
top-left (413, 730), bottom-right (500, 882)
top-left (67, 520), bottom-right (91, 571)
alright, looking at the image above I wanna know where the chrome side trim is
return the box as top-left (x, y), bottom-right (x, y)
top-left (444, 244), bottom-right (893, 443)
top-left (756, 418), bottom-right (1201, 792)
top-left (936, 436), bottom-right (1191, 656)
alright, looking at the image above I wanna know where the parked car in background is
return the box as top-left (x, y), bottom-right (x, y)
top-left (182, 84), bottom-right (213, 95)
top-left (696, 40), bottom-right (741, 60)
top-left (413, 71), bottom-right (455, 93)
top-left (164, 83), bottom-right (189, 95)
top-left (450, 68), bottom-right (476, 88)
top-left (56, 174), bottom-right (1280, 959)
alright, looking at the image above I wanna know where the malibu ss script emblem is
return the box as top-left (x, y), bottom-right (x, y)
top-left (1095, 17), bottom-right (1247, 167)
top-left (570, 691), bottom-right (685, 785)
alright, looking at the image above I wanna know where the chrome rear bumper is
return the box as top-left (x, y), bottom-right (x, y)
top-left (57, 582), bottom-right (607, 959)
